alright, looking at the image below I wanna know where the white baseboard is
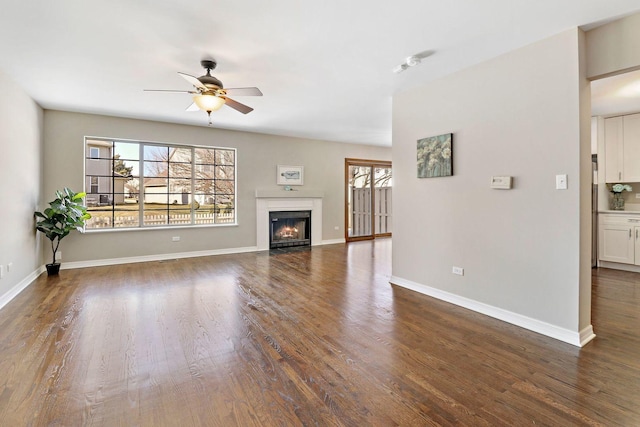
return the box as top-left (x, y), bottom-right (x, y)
top-left (389, 275), bottom-right (594, 348)
top-left (60, 246), bottom-right (260, 270)
top-left (61, 240), bottom-right (349, 270)
top-left (579, 325), bottom-right (596, 346)
top-left (598, 261), bottom-right (640, 273)
top-left (0, 266), bottom-right (45, 311)
top-left (321, 238), bottom-right (346, 245)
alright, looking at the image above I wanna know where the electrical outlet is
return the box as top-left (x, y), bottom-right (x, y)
top-left (452, 266), bottom-right (464, 276)
top-left (172, 236), bottom-right (181, 242)
top-left (56, 251), bottom-right (62, 261)
top-left (7, 262), bottom-right (12, 272)
top-left (0, 265), bottom-right (4, 279)
top-left (334, 226), bottom-right (339, 230)
top-left (635, 193), bottom-right (640, 199)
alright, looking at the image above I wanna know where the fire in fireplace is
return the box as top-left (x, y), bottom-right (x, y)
top-left (269, 210), bottom-right (311, 249)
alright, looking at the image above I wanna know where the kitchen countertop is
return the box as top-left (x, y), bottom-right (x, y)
top-left (599, 210), bottom-right (640, 215)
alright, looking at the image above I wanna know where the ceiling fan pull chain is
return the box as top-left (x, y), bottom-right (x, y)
top-left (207, 111), bottom-right (212, 126)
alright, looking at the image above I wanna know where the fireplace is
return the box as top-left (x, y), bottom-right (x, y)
top-left (255, 191), bottom-right (323, 251)
top-left (269, 210), bottom-right (311, 249)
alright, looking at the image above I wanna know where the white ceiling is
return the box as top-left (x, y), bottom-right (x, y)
top-left (592, 69), bottom-right (640, 117)
top-left (1, 1), bottom-right (639, 146)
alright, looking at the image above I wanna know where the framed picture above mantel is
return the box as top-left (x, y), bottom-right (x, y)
top-left (277, 165), bottom-right (304, 185)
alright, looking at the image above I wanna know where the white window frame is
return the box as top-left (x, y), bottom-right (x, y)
top-left (83, 136), bottom-right (237, 231)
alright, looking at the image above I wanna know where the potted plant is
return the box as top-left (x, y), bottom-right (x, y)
top-left (35, 188), bottom-right (91, 275)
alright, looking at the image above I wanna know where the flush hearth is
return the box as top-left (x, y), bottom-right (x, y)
top-left (270, 210), bottom-right (311, 249)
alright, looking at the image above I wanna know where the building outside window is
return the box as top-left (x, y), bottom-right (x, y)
top-left (89, 176), bottom-right (98, 194)
top-left (84, 137), bottom-right (236, 229)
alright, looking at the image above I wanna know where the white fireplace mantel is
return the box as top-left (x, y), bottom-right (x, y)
top-left (256, 190), bottom-right (323, 251)
top-left (255, 189), bottom-right (324, 199)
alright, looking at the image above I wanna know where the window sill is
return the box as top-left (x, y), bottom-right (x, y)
top-left (84, 222), bottom-right (239, 233)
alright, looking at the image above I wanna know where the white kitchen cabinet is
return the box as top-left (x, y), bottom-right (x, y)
top-left (599, 214), bottom-right (640, 265)
top-left (624, 113), bottom-right (640, 182)
top-left (605, 116), bottom-right (623, 183)
top-left (604, 113), bottom-right (640, 183)
top-left (599, 222), bottom-right (634, 264)
top-left (634, 227), bottom-right (640, 265)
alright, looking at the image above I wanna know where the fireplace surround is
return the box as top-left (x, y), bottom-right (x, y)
top-left (255, 190), bottom-right (323, 251)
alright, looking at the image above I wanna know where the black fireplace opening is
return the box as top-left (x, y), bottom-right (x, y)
top-left (269, 210), bottom-right (311, 249)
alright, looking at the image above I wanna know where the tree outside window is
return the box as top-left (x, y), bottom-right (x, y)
top-left (84, 138), bottom-right (236, 229)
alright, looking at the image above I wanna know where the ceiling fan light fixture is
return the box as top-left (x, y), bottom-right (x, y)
top-left (193, 94), bottom-right (225, 112)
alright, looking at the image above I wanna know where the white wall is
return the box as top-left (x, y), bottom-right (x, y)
top-left (42, 111), bottom-right (391, 263)
top-left (586, 12), bottom-right (640, 79)
top-left (0, 69), bottom-right (43, 305)
top-left (391, 28), bottom-right (592, 345)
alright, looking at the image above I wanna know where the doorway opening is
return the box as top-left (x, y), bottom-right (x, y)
top-left (591, 68), bottom-right (640, 269)
top-left (345, 158), bottom-right (392, 242)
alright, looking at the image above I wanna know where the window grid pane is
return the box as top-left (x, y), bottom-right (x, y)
top-left (85, 139), bottom-right (236, 230)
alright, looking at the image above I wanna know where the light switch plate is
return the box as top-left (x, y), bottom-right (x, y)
top-left (490, 176), bottom-right (512, 189)
top-left (556, 174), bottom-right (568, 190)
top-left (452, 266), bottom-right (464, 276)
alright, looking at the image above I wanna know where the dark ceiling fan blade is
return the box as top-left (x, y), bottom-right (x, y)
top-left (222, 97), bottom-right (254, 114)
top-left (144, 89), bottom-right (196, 93)
top-left (224, 87), bottom-right (263, 96)
top-left (185, 102), bottom-right (199, 112)
top-left (178, 72), bottom-right (208, 90)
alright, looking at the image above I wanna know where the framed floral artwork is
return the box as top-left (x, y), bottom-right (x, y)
top-left (417, 133), bottom-right (452, 178)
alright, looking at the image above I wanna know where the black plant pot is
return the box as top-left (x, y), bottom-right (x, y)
top-left (46, 263), bottom-right (61, 276)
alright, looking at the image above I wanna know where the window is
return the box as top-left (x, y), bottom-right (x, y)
top-left (90, 176), bottom-right (98, 194)
top-left (84, 137), bottom-right (236, 230)
top-left (89, 147), bottom-right (100, 159)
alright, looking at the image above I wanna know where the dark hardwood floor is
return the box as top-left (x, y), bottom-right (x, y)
top-left (0, 239), bottom-right (639, 426)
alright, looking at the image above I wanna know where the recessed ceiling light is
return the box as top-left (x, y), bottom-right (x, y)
top-left (392, 50), bottom-right (435, 74)
top-left (617, 81), bottom-right (640, 97)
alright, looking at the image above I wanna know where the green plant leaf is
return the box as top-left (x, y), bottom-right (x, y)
top-left (35, 188), bottom-right (91, 254)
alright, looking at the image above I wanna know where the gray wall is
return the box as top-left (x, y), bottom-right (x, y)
top-left (0, 69), bottom-right (43, 297)
top-left (391, 29), bottom-right (591, 334)
top-left (42, 111), bottom-right (391, 263)
top-left (586, 12), bottom-right (640, 79)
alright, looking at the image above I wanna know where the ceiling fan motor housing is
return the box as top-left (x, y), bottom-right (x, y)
top-left (199, 60), bottom-right (223, 90)
top-left (199, 74), bottom-right (223, 90)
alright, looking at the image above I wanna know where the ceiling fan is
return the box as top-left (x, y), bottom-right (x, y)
top-left (145, 59), bottom-right (263, 125)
